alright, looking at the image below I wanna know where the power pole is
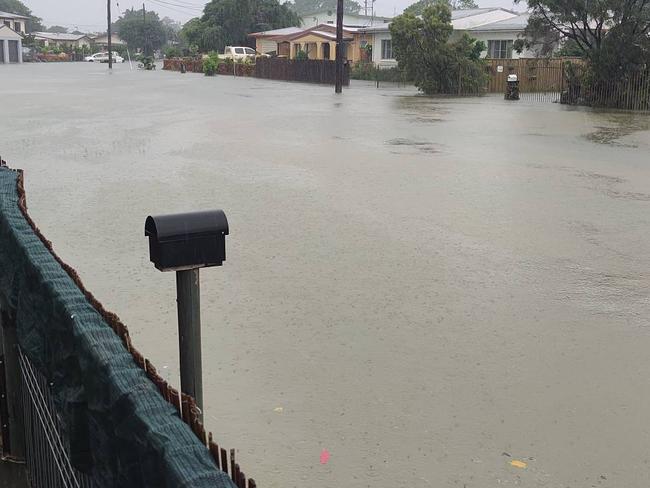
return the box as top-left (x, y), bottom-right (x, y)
top-left (107, 0), bottom-right (113, 69)
top-left (143, 3), bottom-right (146, 57)
top-left (335, 0), bottom-right (344, 93)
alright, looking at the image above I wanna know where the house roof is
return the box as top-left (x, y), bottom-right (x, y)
top-left (300, 10), bottom-right (392, 21)
top-left (451, 7), bottom-right (506, 19)
top-left (0, 10), bottom-right (29, 20)
top-left (33, 32), bottom-right (90, 41)
top-left (0, 24), bottom-right (22, 40)
top-left (249, 26), bottom-right (304, 38)
top-left (467, 13), bottom-right (529, 31)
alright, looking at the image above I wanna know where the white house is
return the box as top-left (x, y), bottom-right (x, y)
top-left (362, 8), bottom-right (536, 67)
top-left (0, 10), bottom-right (28, 35)
top-left (466, 14), bottom-right (539, 58)
top-left (33, 32), bottom-right (92, 49)
top-left (0, 24), bottom-right (23, 63)
top-left (300, 11), bottom-right (391, 28)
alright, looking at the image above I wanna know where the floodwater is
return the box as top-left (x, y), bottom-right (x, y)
top-left (2, 63), bottom-right (650, 487)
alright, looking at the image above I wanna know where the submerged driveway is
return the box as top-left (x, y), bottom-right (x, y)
top-left (2, 62), bottom-right (650, 487)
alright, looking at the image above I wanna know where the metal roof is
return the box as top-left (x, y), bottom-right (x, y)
top-left (0, 10), bottom-right (29, 19)
top-left (467, 13), bottom-right (529, 31)
top-left (33, 31), bottom-right (90, 41)
top-left (249, 26), bottom-right (303, 38)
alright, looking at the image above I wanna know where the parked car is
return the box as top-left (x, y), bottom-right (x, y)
top-left (221, 46), bottom-right (270, 61)
top-left (84, 52), bottom-right (125, 63)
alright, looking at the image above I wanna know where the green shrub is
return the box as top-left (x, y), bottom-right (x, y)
top-left (295, 50), bottom-right (308, 61)
top-left (203, 56), bottom-right (218, 76)
top-left (351, 62), bottom-right (411, 82)
top-left (165, 46), bottom-right (181, 58)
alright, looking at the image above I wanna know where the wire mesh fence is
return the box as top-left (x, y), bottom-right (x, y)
top-left (18, 347), bottom-right (95, 488)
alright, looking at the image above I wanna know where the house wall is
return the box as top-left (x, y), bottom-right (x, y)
top-left (371, 31), bottom-right (397, 67)
top-left (0, 18), bottom-right (26, 35)
top-left (256, 38), bottom-right (277, 54)
top-left (289, 33), bottom-right (360, 62)
top-left (464, 30), bottom-right (537, 59)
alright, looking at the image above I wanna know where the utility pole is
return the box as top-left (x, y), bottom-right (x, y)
top-left (143, 3), bottom-right (147, 58)
top-left (107, 0), bottom-right (112, 69)
top-left (335, 0), bottom-right (344, 93)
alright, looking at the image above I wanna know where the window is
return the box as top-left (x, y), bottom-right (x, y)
top-left (234, 48), bottom-right (245, 54)
top-left (14, 21), bottom-right (21, 32)
top-left (487, 40), bottom-right (513, 59)
top-left (3, 20), bottom-right (10, 28)
top-left (381, 39), bottom-right (393, 59)
top-left (245, 48), bottom-right (256, 55)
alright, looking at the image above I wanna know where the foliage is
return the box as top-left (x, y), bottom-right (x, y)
top-left (390, 2), bottom-right (486, 94)
top-left (554, 39), bottom-right (586, 58)
top-left (290, 0), bottom-right (362, 15)
top-left (520, 0), bottom-right (650, 77)
top-left (161, 16), bottom-right (182, 45)
top-left (0, 0), bottom-right (44, 31)
top-left (115, 8), bottom-right (167, 54)
top-left (295, 48), bottom-right (308, 60)
top-left (351, 62), bottom-right (411, 82)
top-left (203, 52), bottom-right (220, 75)
top-left (404, 0), bottom-right (478, 15)
top-left (165, 45), bottom-right (182, 58)
top-left (45, 25), bottom-right (68, 33)
top-left (181, 0), bottom-right (300, 53)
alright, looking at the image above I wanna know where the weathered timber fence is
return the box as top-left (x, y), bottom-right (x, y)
top-left (484, 58), bottom-right (585, 96)
top-left (0, 159), bottom-right (256, 488)
top-left (255, 57), bottom-right (350, 85)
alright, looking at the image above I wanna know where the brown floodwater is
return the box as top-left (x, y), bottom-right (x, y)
top-left (2, 62), bottom-right (650, 487)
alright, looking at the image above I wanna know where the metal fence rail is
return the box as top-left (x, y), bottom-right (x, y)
top-left (19, 347), bottom-right (95, 488)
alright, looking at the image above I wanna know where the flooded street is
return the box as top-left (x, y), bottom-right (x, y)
top-left (2, 62), bottom-right (650, 487)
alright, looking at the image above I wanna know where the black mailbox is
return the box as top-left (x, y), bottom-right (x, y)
top-left (145, 210), bottom-right (229, 271)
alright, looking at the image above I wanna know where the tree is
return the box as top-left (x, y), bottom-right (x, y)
top-left (0, 0), bottom-right (44, 31)
top-left (180, 0), bottom-right (300, 53)
top-left (46, 25), bottom-right (68, 33)
top-left (404, 0), bottom-right (478, 15)
top-left (161, 16), bottom-right (182, 45)
top-left (115, 8), bottom-right (167, 53)
top-left (390, 1), bottom-right (486, 94)
top-left (520, 0), bottom-right (650, 76)
top-left (290, 0), bottom-right (362, 16)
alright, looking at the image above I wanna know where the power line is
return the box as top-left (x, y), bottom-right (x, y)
top-left (147, 0), bottom-right (203, 13)
top-left (145, 0), bottom-right (203, 18)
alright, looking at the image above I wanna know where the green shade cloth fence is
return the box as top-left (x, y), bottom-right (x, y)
top-left (0, 166), bottom-right (237, 488)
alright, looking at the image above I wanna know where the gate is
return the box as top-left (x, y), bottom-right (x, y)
top-left (485, 58), bottom-right (583, 102)
top-left (8, 40), bottom-right (18, 63)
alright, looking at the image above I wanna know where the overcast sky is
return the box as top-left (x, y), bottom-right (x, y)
top-left (23, 0), bottom-right (524, 32)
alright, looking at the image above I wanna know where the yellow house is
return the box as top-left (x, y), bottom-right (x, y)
top-left (250, 24), bottom-right (372, 63)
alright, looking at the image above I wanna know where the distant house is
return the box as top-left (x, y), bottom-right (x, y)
top-left (362, 8), bottom-right (536, 67)
top-left (0, 24), bottom-right (23, 63)
top-left (251, 8), bottom-right (542, 66)
top-left (33, 32), bottom-right (92, 49)
top-left (0, 10), bottom-right (28, 35)
top-left (250, 23), bottom-right (371, 62)
top-left (300, 11), bottom-right (391, 28)
top-left (91, 33), bottom-right (126, 50)
top-left (465, 14), bottom-right (540, 58)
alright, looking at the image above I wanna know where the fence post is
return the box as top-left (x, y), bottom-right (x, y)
top-left (0, 309), bottom-right (25, 460)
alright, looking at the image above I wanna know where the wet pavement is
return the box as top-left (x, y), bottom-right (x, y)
top-left (2, 62), bottom-right (650, 487)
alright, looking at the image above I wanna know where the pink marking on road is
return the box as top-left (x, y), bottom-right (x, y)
top-left (320, 449), bottom-right (330, 465)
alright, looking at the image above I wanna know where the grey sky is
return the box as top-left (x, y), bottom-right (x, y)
top-left (22, 0), bottom-right (524, 32)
